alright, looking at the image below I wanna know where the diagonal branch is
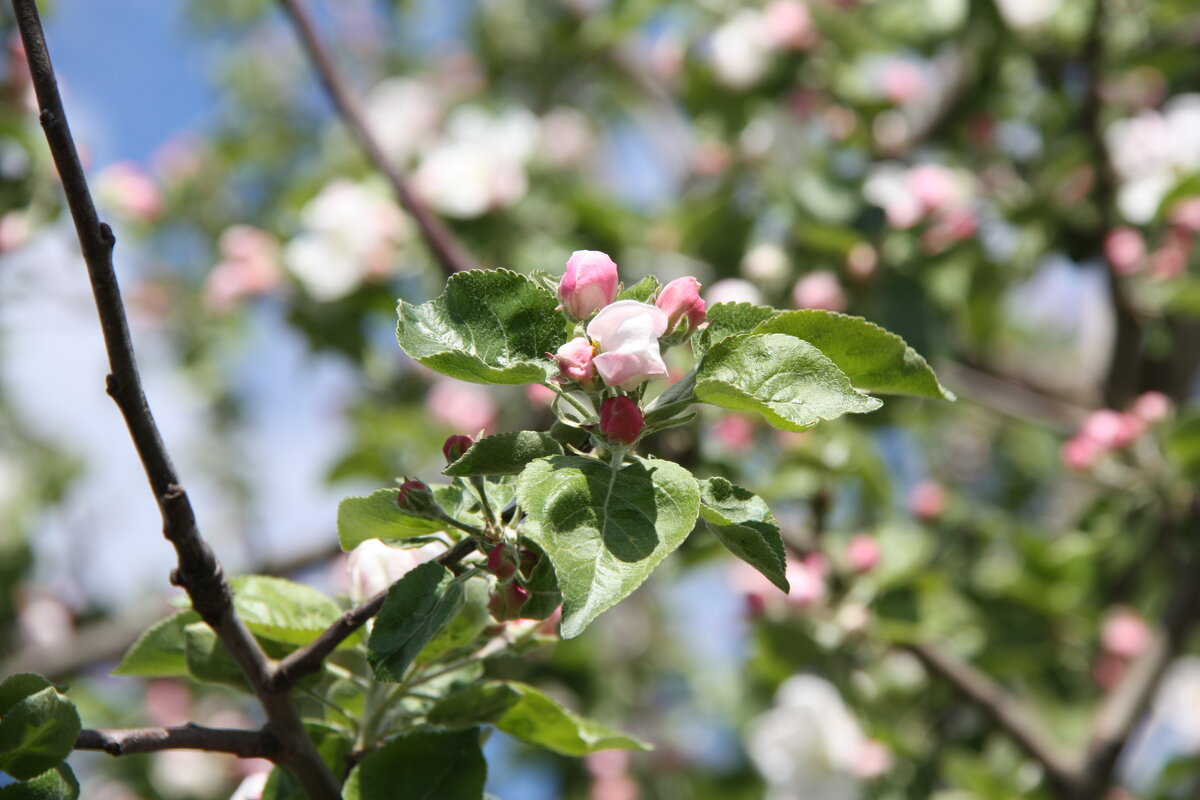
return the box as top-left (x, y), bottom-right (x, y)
top-left (276, 0), bottom-right (477, 276)
top-left (10, 2), bottom-right (339, 796)
top-left (77, 724), bottom-right (278, 759)
top-left (905, 642), bottom-right (1080, 789)
top-left (269, 537), bottom-right (478, 691)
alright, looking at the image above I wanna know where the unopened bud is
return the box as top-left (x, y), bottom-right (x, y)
top-left (656, 276), bottom-right (707, 336)
top-left (558, 250), bottom-right (619, 320)
top-left (442, 434), bottom-right (475, 463)
top-left (488, 582), bottom-right (530, 621)
top-left (599, 396), bottom-right (644, 445)
top-left (486, 544), bottom-right (518, 580)
top-left (396, 479), bottom-right (437, 516)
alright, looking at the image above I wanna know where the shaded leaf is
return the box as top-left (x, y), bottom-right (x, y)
top-left (396, 269), bottom-right (563, 384)
top-left (0, 764), bottom-right (79, 800)
top-left (517, 455), bottom-right (699, 638)
top-left (0, 675), bottom-right (80, 781)
top-left (429, 681), bottom-right (651, 756)
top-left (616, 275), bottom-right (660, 303)
top-left (342, 728), bottom-right (486, 800)
top-left (698, 478), bottom-right (788, 592)
top-left (368, 563), bottom-right (464, 682)
top-left (337, 489), bottom-right (447, 551)
top-left (695, 334), bottom-right (881, 431)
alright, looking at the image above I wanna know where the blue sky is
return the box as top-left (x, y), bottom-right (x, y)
top-left (44, 0), bottom-right (217, 166)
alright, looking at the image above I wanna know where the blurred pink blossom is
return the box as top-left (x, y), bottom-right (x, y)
top-left (907, 164), bottom-right (957, 214)
top-left (1131, 391), bottom-right (1171, 423)
top-left (1102, 607), bottom-right (1151, 660)
top-left (1093, 652), bottom-right (1127, 690)
top-left (706, 278), bottom-right (763, 306)
top-left (1169, 197), bottom-right (1200, 233)
top-left (204, 226), bottom-right (283, 312)
top-left (1104, 227), bottom-right (1147, 276)
top-left (846, 535), bottom-right (881, 574)
top-left (853, 739), bottom-right (893, 779)
top-left (1079, 409), bottom-right (1140, 450)
top-left (94, 161), bottom-right (163, 222)
top-left (346, 540), bottom-right (431, 603)
top-left (525, 383), bottom-right (557, 407)
top-left (0, 210), bottom-right (31, 251)
top-left (786, 553), bottom-right (828, 607)
top-left (907, 481), bottom-right (946, 521)
top-left (880, 59), bottom-right (925, 105)
top-left (712, 415), bottom-right (756, 452)
top-left (791, 271), bottom-right (847, 312)
top-left (1062, 435), bottom-right (1103, 471)
top-left (144, 680), bottom-right (192, 728)
top-left (846, 242), bottom-right (878, 281)
top-left (426, 378), bottom-right (498, 433)
top-left (1149, 228), bottom-right (1192, 281)
top-left (763, 1), bottom-right (817, 50)
top-left (229, 772), bottom-right (269, 800)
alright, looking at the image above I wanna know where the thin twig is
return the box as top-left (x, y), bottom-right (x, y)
top-left (276, 0), bottom-right (476, 276)
top-left (76, 724), bottom-right (278, 759)
top-left (905, 642), bottom-right (1080, 789)
top-left (10, 3), bottom-right (339, 796)
top-left (269, 537), bottom-right (477, 691)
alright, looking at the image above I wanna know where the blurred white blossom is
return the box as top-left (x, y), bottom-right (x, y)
top-left (1108, 94), bottom-right (1200, 223)
top-left (283, 179), bottom-right (409, 301)
top-left (364, 77), bottom-right (443, 165)
top-left (747, 674), bottom-right (884, 800)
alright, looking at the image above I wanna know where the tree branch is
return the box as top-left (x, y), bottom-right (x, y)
top-left (269, 537), bottom-right (478, 691)
top-left (275, 0), bottom-right (477, 276)
top-left (76, 724), bottom-right (278, 760)
top-left (10, 2), bottom-right (339, 796)
top-left (905, 642), bottom-right (1080, 789)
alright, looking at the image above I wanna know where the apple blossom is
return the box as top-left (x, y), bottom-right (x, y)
top-left (1079, 409), bottom-right (1139, 450)
top-left (559, 250), bottom-right (619, 320)
top-left (1131, 391), bottom-right (1171, 423)
top-left (1104, 227), bottom-right (1147, 276)
top-left (1102, 607), bottom-right (1151, 660)
top-left (656, 276), bottom-right (707, 334)
top-left (1062, 435), bottom-right (1103, 471)
top-left (907, 481), bottom-right (946, 521)
top-left (425, 378), bottom-right (498, 433)
top-left (586, 300), bottom-right (670, 390)
top-left (554, 336), bottom-right (598, 388)
top-left (599, 396), bottom-right (645, 445)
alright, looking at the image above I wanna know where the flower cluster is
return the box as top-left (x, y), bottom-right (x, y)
top-left (1061, 391), bottom-right (1172, 471)
top-left (552, 250), bottom-right (708, 446)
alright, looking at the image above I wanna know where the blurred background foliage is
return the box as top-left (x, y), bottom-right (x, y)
top-left (1, 0), bottom-right (1200, 798)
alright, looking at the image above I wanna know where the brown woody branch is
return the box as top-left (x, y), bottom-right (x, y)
top-left (269, 537), bottom-right (478, 691)
top-left (276, 0), bottom-right (477, 276)
top-left (10, 2), bottom-right (339, 796)
top-left (76, 724), bottom-right (278, 760)
top-left (905, 642), bottom-right (1080, 789)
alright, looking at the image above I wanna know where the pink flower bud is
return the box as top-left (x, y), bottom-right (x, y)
top-left (488, 582), bottom-right (530, 621)
top-left (1104, 227), bottom-right (1147, 276)
top-left (907, 481), bottom-right (946, 521)
top-left (554, 336), bottom-right (598, 388)
top-left (442, 434), bottom-right (475, 463)
top-left (791, 271), bottom-right (847, 312)
top-left (1061, 435), bottom-right (1102, 471)
top-left (656, 276), bottom-right (707, 333)
top-left (763, 0), bottom-right (817, 50)
top-left (1101, 607), bottom-right (1150, 660)
top-left (785, 554), bottom-right (827, 607)
top-left (1131, 390), bottom-right (1171, 423)
top-left (486, 544), bottom-right (518, 580)
top-left (1169, 197), bottom-right (1200, 233)
top-left (559, 250), bottom-right (619, 320)
top-left (846, 534), bottom-right (881, 574)
top-left (712, 415), bottom-right (755, 452)
top-left (396, 479), bottom-right (437, 515)
top-left (599, 396), bottom-right (644, 445)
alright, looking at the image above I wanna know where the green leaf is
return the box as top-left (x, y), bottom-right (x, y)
top-left (112, 611), bottom-right (200, 677)
top-left (692, 302), bottom-right (778, 360)
top-left (367, 563), bottom-right (465, 682)
top-left (343, 728), bottom-right (486, 800)
top-left (753, 310), bottom-right (954, 400)
top-left (228, 576), bottom-right (353, 647)
top-left (695, 333), bottom-right (882, 431)
top-left (396, 269), bottom-right (563, 384)
top-left (444, 431), bottom-right (564, 477)
top-left (429, 681), bottom-right (651, 756)
top-left (698, 478), bottom-right (789, 592)
top-left (616, 275), bottom-right (660, 303)
top-left (517, 455), bottom-right (700, 639)
top-left (337, 489), bottom-right (447, 551)
top-left (0, 764), bottom-right (79, 800)
top-left (0, 675), bottom-right (80, 781)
